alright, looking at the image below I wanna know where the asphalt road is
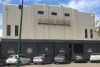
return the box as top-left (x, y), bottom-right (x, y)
top-left (3, 62), bottom-right (100, 67)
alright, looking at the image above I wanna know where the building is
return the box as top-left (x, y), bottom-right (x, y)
top-left (1, 4), bottom-right (100, 60)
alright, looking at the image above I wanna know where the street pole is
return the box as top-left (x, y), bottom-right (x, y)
top-left (17, 0), bottom-right (23, 67)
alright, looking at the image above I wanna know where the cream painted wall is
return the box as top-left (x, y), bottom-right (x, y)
top-left (2, 4), bottom-right (99, 40)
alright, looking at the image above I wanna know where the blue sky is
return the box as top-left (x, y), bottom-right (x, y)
top-left (0, 0), bottom-right (100, 37)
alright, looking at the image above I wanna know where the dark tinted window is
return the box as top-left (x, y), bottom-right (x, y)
top-left (7, 25), bottom-right (11, 36)
top-left (38, 11), bottom-right (44, 14)
top-left (64, 13), bottom-right (70, 16)
top-left (85, 29), bottom-right (88, 38)
top-left (90, 29), bottom-right (93, 38)
top-left (15, 25), bottom-right (18, 36)
top-left (51, 12), bottom-right (57, 15)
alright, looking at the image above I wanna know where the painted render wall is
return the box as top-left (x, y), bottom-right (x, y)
top-left (2, 4), bottom-right (99, 40)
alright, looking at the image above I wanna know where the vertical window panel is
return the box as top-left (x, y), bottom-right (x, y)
top-left (15, 25), bottom-right (18, 36)
top-left (90, 29), bottom-right (93, 38)
top-left (51, 12), bottom-right (57, 15)
top-left (38, 11), bottom-right (44, 14)
top-left (7, 25), bottom-right (11, 36)
top-left (85, 29), bottom-right (88, 38)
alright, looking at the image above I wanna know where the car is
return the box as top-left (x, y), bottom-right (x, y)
top-left (0, 55), bottom-right (7, 66)
top-left (6, 54), bottom-right (31, 65)
top-left (33, 54), bottom-right (52, 65)
top-left (90, 53), bottom-right (100, 62)
top-left (74, 54), bottom-right (87, 63)
top-left (54, 52), bottom-right (70, 64)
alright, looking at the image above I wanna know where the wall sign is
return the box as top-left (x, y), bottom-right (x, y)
top-left (38, 19), bottom-right (71, 26)
top-left (59, 48), bottom-right (65, 52)
top-left (27, 48), bottom-right (33, 54)
top-left (87, 48), bottom-right (93, 52)
top-left (8, 47), bottom-right (15, 54)
top-left (45, 47), bottom-right (48, 51)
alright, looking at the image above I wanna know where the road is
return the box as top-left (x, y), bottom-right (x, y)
top-left (3, 62), bottom-right (100, 67)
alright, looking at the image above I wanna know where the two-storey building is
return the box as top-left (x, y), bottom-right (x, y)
top-left (1, 4), bottom-right (100, 60)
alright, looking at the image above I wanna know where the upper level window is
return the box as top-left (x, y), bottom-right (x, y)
top-left (15, 25), bottom-right (18, 36)
top-left (38, 11), bottom-right (44, 14)
top-left (90, 29), bottom-right (93, 38)
top-left (51, 12), bottom-right (57, 16)
top-left (85, 29), bottom-right (88, 38)
top-left (7, 25), bottom-right (11, 36)
top-left (64, 13), bottom-right (70, 16)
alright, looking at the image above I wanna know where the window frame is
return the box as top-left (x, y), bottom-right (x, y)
top-left (38, 11), bottom-right (44, 14)
top-left (90, 29), bottom-right (93, 38)
top-left (51, 12), bottom-right (57, 16)
top-left (85, 29), bottom-right (88, 38)
top-left (64, 13), bottom-right (70, 16)
top-left (15, 25), bottom-right (18, 36)
top-left (7, 25), bottom-right (11, 36)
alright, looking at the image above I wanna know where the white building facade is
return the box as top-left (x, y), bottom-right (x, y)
top-left (1, 4), bottom-right (100, 60)
top-left (2, 4), bottom-right (99, 40)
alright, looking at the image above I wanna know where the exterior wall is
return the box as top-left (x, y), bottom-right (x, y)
top-left (1, 41), bottom-right (18, 56)
top-left (1, 40), bottom-right (38, 60)
top-left (78, 12), bottom-right (97, 40)
top-left (2, 4), bottom-right (100, 62)
top-left (3, 4), bottom-right (20, 39)
top-left (38, 42), bottom-right (54, 61)
top-left (84, 44), bottom-right (100, 60)
top-left (54, 42), bottom-right (70, 55)
top-left (20, 42), bottom-right (38, 60)
top-left (54, 42), bottom-right (71, 60)
top-left (1, 40), bottom-right (55, 61)
top-left (1, 39), bottom-right (70, 60)
top-left (2, 4), bottom-right (99, 40)
top-left (1, 39), bottom-right (100, 60)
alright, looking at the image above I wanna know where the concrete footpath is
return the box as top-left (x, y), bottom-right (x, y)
top-left (3, 63), bottom-right (100, 67)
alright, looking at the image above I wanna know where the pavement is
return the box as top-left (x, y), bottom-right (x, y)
top-left (3, 62), bottom-right (100, 67)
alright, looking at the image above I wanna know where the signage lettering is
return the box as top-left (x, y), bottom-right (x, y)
top-left (38, 19), bottom-right (71, 26)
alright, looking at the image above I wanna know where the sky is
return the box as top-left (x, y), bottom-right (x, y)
top-left (0, 0), bottom-right (100, 37)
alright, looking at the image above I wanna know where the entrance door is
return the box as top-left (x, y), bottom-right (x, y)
top-left (73, 44), bottom-right (84, 53)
